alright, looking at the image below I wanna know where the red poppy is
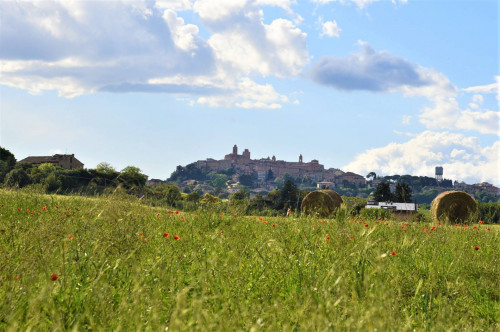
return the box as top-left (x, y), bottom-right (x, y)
top-left (50, 273), bottom-right (58, 281)
top-left (349, 236), bottom-right (354, 241)
top-left (272, 224), bottom-right (276, 228)
top-left (431, 226), bottom-right (436, 231)
top-left (219, 215), bottom-right (223, 218)
top-left (156, 213), bottom-right (161, 217)
top-left (55, 206), bottom-right (59, 209)
top-left (174, 235), bottom-right (180, 240)
top-left (479, 220), bottom-right (484, 224)
top-left (140, 233), bottom-right (143, 236)
top-left (68, 235), bottom-right (74, 240)
top-left (487, 228), bottom-right (491, 231)
top-left (326, 237), bottom-right (331, 242)
top-left (220, 230), bottom-right (223, 235)
top-left (43, 206), bottom-right (47, 210)
top-left (391, 251), bottom-right (397, 256)
top-left (259, 217), bottom-right (263, 221)
top-left (163, 232), bottom-right (169, 238)
top-left (474, 246), bottom-right (479, 251)
top-left (263, 221), bottom-right (268, 224)
top-left (17, 208), bottom-right (21, 211)
top-left (175, 211), bottom-right (179, 214)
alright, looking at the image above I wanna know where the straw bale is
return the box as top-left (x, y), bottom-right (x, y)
top-left (430, 191), bottom-right (478, 224)
top-left (301, 190), bottom-right (342, 217)
top-left (319, 190), bottom-right (343, 209)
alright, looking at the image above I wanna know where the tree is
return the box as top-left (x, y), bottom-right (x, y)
top-left (118, 166), bottom-right (147, 187)
top-left (96, 162), bottom-right (116, 175)
top-left (238, 174), bottom-right (253, 187)
top-left (4, 168), bottom-right (30, 188)
top-left (277, 179), bottom-right (298, 211)
top-left (374, 181), bottom-right (393, 202)
top-left (211, 174), bottom-right (228, 189)
top-left (231, 189), bottom-right (249, 201)
top-left (166, 185), bottom-right (181, 206)
top-left (366, 172), bottom-right (377, 181)
top-left (266, 169), bottom-right (274, 181)
top-left (394, 182), bottom-right (412, 203)
top-left (186, 191), bottom-right (201, 202)
top-left (0, 147), bottom-right (16, 183)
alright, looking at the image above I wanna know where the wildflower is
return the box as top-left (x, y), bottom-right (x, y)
top-left (479, 220), bottom-right (484, 224)
top-left (259, 217), bottom-right (263, 221)
top-left (326, 236), bottom-right (331, 242)
top-left (163, 232), bottom-right (169, 238)
top-left (487, 228), bottom-right (491, 231)
top-left (68, 235), bottom-right (74, 240)
top-left (386, 222), bottom-right (390, 225)
top-left (50, 273), bottom-right (58, 281)
top-left (233, 213), bottom-right (236, 217)
top-left (391, 251), bottom-right (397, 256)
top-left (272, 224), bottom-right (276, 228)
top-left (220, 231), bottom-right (223, 235)
top-left (17, 208), bottom-right (21, 211)
top-left (219, 215), bottom-right (223, 218)
top-left (404, 222), bottom-right (408, 226)
top-left (156, 213), bottom-right (161, 217)
top-left (263, 221), bottom-right (268, 224)
top-left (55, 206), bottom-right (59, 209)
top-left (174, 235), bottom-right (180, 240)
top-left (473, 225), bottom-right (477, 229)
top-left (365, 223), bottom-right (369, 228)
top-left (43, 206), bottom-right (47, 210)
top-left (175, 211), bottom-right (179, 214)
top-left (474, 246), bottom-right (479, 251)
top-left (379, 217), bottom-right (383, 221)
top-left (349, 236), bottom-right (354, 241)
top-left (431, 226), bottom-right (436, 231)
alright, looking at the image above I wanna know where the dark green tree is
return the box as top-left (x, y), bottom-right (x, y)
top-left (4, 168), bottom-right (31, 188)
top-left (238, 174), bottom-right (253, 187)
top-left (166, 185), bottom-right (182, 206)
top-left (231, 189), bottom-right (249, 201)
top-left (366, 172), bottom-right (376, 181)
top-left (186, 191), bottom-right (201, 203)
top-left (117, 166), bottom-right (147, 187)
top-left (374, 181), bottom-right (393, 202)
top-left (266, 169), bottom-right (274, 181)
top-left (0, 147), bottom-right (16, 183)
top-left (394, 182), bottom-right (412, 203)
top-left (277, 179), bottom-right (298, 211)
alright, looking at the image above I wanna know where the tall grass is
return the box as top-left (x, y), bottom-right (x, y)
top-left (0, 189), bottom-right (498, 330)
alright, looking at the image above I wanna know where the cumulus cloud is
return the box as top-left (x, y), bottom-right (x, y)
top-left (319, 19), bottom-right (341, 38)
top-left (311, 0), bottom-right (407, 9)
top-left (310, 42), bottom-right (499, 135)
top-left (310, 42), bottom-right (434, 92)
top-left (0, 0), bottom-right (308, 108)
top-left (344, 131), bottom-right (500, 185)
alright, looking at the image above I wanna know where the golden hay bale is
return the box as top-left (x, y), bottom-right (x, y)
top-left (431, 191), bottom-right (478, 224)
top-left (319, 190), bottom-right (343, 209)
top-left (301, 190), bottom-right (341, 217)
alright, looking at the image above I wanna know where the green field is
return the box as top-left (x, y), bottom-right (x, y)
top-left (1, 189), bottom-right (498, 331)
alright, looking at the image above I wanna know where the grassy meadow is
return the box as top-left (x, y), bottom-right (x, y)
top-left (0, 189), bottom-right (499, 331)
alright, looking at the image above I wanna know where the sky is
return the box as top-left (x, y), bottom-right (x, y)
top-left (1, 0), bottom-right (498, 185)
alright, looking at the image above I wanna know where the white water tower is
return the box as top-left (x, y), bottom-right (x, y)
top-left (435, 166), bottom-right (443, 182)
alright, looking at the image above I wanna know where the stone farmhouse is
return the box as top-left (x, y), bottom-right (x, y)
top-left (196, 145), bottom-right (365, 185)
top-left (19, 154), bottom-right (84, 170)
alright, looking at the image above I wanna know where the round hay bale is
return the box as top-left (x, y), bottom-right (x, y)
top-left (319, 190), bottom-right (343, 209)
top-left (301, 191), bottom-right (337, 217)
top-left (431, 191), bottom-right (478, 224)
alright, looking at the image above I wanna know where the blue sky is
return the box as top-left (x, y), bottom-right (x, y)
top-left (1, 0), bottom-right (498, 185)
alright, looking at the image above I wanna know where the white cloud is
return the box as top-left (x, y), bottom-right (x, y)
top-left (320, 20), bottom-right (341, 38)
top-left (462, 77), bottom-right (499, 94)
top-left (311, 0), bottom-right (407, 9)
top-left (0, 0), bottom-right (307, 109)
top-left (344, 131), bottom-right (500, 185)
top-left (162, 9), bottom-right (200, 51)
top-left (311, 42), bottom-right (499, 135)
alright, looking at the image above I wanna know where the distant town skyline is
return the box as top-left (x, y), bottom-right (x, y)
top-left (1, 0), bottom-right (498, 186)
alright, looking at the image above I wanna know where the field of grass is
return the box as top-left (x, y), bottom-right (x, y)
top-left (0, 189), bottom-right (499, 331)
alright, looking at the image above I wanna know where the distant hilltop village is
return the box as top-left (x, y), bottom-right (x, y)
top-left (195, 145), bottom-right (366, 186)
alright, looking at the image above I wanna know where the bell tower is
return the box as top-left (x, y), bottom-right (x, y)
top-left (233, 144), bottom-right (238, 156)
top-left (299, 154), bottom-right (303, 163)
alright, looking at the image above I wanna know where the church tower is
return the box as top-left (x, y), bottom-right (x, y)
top-left (233, 144), bottom-right (238, 156)
top-left (299, 154), bottom-right (303, 163)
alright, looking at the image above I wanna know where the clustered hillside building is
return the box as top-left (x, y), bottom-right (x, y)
top-left (19, 154), bottom-right (84, 170)
top-left (196, 145), bottom-right (364, 186)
